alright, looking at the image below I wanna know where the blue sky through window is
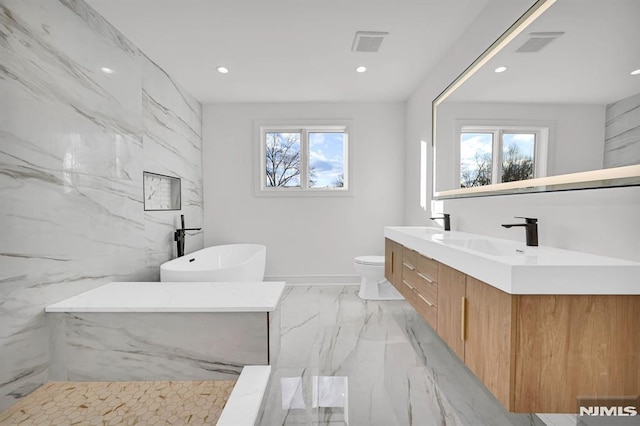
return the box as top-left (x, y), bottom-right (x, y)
top-left (309, 132), bottom-right (345, 188)
top-left (460, 132), bottom-right (493, 168)
top-left (502, 133), bottom-right (535, 160)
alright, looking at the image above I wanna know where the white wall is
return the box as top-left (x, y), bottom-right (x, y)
top-left (203, 102), bottom-right (405, 282)
top-left (405, 0), bottom-right (640, 262)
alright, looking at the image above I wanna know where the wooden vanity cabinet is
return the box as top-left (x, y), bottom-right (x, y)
top-left (386, 238), bottom-right (639, 413)
top-left (465, 276), bottom-right (517, 409)
top-left (384, 238), bottom-right (402, 289)
top-left (385, 239), bottom-right (439, 329)
top-left (436, 268), bottom-right (516, 408)
top-left (399, 248), bottom-right (418, 304)
top-left (513, 294), bottom-right (640, 413)
top-left (401, 248), bottom-right (438, 329)
top-left (437, 269), bottom-right (639, 412)
top-left (436, 263), bottom-right (465, 359)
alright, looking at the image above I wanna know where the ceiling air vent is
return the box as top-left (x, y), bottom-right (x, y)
top-left (351, 31), bottom-right (389, 53)
top-left (516, 32), bottom-right (565, 53)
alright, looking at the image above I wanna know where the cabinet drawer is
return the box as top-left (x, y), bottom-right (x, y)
top-left (412, 289), bottom-right (437, 331)
top-left (399, 279), bottom-right (417, 303)
top-left (417, 255), bottom-right (438, 282)
top-left (403, 263), bottom-right (419, 288)
top-left (413, 272), bottom-right (437, 306)
top-left (402, 249), bottom-right (419, 288)
top-left (402, 249), bottom-right (417, 269)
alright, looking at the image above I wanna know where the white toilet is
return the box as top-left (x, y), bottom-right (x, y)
top-left (354, 256), bottom-right (404, 300)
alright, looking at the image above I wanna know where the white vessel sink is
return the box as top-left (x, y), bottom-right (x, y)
top-left (385, 226), bottom-right (640, 295)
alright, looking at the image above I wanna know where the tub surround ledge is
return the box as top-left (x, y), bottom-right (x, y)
top-left (45, 281), bottom-right (285, 313)
top-left (45, 282), bottom-right (284, 382)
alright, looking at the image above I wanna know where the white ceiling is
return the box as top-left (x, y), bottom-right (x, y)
top-left (85, 0), bottom-right (489, 104)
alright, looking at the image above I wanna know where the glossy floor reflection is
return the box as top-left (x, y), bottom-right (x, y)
top-left (259, 285), bottom-right (545, 426)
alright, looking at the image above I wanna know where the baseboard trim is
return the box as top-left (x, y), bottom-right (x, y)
top-left (265, 274), bottom-right (360, 285)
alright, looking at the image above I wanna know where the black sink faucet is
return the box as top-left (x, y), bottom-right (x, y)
top-left (501, 217), bottom-right (538, 247)
top-left (174, 214), bottom-right (202, 257)
top-left (430, 213), bottom-right (451, 231)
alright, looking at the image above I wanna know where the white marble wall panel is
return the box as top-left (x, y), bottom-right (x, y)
top-left (0, 0), bottom-right (203, 410)
top-left (142, 58), bottom-right (203, 267)
top-left (604, 92), bottom-right (640, 168)
top-left (48, 312), bottom-right (268, 382)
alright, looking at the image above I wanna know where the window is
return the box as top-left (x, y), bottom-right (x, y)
top-left (257, 121), bottom-right (351, 196)
top-left (459, 125), bottom-right (547, 188)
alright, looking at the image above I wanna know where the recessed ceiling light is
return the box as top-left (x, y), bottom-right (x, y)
top-left (101, 67), bottom-right (115, 74)
top-left (217, 66), bottom-right (229, 74)
top-left (631, 68), bottom-right (640, 76)
top-left (356, 66), bottom-right (367, 73)
top-left (494, 66), bottom-right (508, 73)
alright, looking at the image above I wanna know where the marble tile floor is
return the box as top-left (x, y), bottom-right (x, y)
top-left (259, 285), bottom-right (546, 426)
top-left (0, 380), bottom-right (234, 425)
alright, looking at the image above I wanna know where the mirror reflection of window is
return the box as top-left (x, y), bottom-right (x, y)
top-left (460, 132), bottom-right (493, 188)
top-left (501, 132), bottom-right (535, 183)
top-left (460, 127), bottom-right (543, 187)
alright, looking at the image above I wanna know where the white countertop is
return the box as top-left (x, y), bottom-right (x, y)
top-left (385, 226), bottom-right (640, 295)
top-left (45, 281), bottom-right (286, 313)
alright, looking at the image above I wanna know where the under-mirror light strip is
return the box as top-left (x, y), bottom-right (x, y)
top-left (432, 0), bottom-right (557, 108)
top-left (434, 165), bottom-right (640, 197)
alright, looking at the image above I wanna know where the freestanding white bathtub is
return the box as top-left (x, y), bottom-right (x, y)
top-left (160, 244), bottom-right (266, 282)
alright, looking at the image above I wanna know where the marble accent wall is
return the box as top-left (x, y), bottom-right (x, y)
top-left (0, 0), bottom-right (203, 410)
top-left (604, 92), bottom-right (640, 168)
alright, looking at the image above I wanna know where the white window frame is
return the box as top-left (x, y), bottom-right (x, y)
top-left (254, 119), bottom-right (353, 197)
top-left (454, 120), bottom-right (550, 187)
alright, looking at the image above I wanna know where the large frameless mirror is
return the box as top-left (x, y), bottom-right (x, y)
top-left (433, 0), bottom-right (640, 199)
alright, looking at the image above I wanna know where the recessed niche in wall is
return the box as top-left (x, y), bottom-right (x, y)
top-left (143, 172), bottom-right (181, 211)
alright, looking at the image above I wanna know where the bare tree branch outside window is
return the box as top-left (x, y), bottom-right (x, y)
top-left (265, 132), bottom-right (301, 187)
top-left (461, 152), bottom-right (492, 188)
top-left (502, 144), bottom-right (534, 183)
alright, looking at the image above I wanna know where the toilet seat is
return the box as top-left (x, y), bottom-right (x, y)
top-left (354, 255), bottom-right (385, 266)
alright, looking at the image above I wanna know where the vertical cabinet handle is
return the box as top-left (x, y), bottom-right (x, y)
top-left (391, 251), bottom-right (394, 274)
top-left (460, 297), bottom-right (466, 341)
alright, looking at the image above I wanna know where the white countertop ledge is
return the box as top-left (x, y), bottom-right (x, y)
top-left (217, 365), bottom-right (271, 426)
top-left (385, 226), bottom-right (640, 295)
top-left (45, 281), bottom-right (286, 313)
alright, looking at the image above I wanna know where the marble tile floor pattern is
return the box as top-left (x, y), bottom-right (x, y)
top-left (0, 380), bottom-right (235, 425)
top-left (259, 285), bottom-right (545, 426)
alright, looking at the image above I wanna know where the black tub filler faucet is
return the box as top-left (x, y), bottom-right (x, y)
top-left (174, 214), bottom-right (201, 257)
